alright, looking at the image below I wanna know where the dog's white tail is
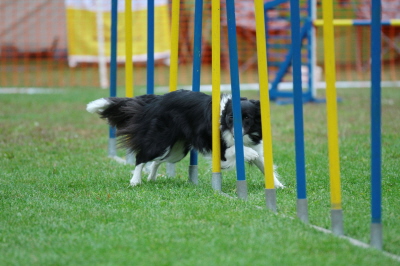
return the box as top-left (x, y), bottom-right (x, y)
top-left (86, 98), bottom-right (110, 113)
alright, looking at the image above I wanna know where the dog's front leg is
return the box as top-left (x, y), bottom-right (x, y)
top-left (243, 146), bottom-right (259, 161)
top-left (252, 157), bottom-right (285, 188)
top-left (147, 161), bottom-right (161, 181)
top-left (221, 146), bottom-right (236, 169)
top-left (130, 163), bottom-right (145, 186)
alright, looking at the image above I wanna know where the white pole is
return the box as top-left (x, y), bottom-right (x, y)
top-left (311, 0), bottom-right (318, 97)
top-left (96, 0), bottom-right (109, 89)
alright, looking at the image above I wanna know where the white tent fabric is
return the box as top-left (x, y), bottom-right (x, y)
top-left (0, 0), bottom-right (67, 55)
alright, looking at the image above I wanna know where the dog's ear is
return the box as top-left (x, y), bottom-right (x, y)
top-left (240, 97), bottom-right (248, 101)
top-left (250, 99), bottom-right (260, 107)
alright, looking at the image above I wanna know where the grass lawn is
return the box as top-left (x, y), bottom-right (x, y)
top-left (1, 86), bottom-right (399, 265)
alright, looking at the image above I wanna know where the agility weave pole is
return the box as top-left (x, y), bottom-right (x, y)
top-left (108, 0), bottom-right (118, 159)
top-left (321, 0), bottom-right (344, 236)
top-left (188, 0), bottom-right (205, 185)
top-left (254, 0), bottom-right (277, 211)
top-left (211, 0), bottom-right (222, 191)
top-left (225, 0), bottom-right (247, 199)
top-left (289, 0), bottom-right (309, 223)
top-left (125, 0), bottom-right (135, 165)
top-left (165, 0), bottom-right (181, 177)
top-left (370, 0), bottom-right (382, 250)
top-left (147, 0), bottom-right (155, 95)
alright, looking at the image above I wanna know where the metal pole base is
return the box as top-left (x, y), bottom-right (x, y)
top-left (126, 152), bottom-right (135, 165)
top-left (237, 180), bottom-right (248, 200)
top-left (166, 163), bottom-right (176, 177)
top-left (189, 165), bottom-right (198, 185)
top-left (265, 189), bottom-right (277, 212)
top-left (108, 138), bottom-right (117, 157)
top-left (371, 222), bottom-right (383, 250)
top-left (297, 198), bottom-right (309, 223)
top-left (331, 209), bottom-right (344, 236)
top-left (212, 172), bottom-right (222, 191)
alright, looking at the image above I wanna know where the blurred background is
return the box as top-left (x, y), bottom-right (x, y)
top-left (0, 0), bottom-right (399, 90)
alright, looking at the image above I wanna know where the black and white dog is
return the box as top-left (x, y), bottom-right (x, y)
top-left (87, 90), bottom-right (284, 188)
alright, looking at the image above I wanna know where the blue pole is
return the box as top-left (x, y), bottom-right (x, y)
top-left (370, 0), bottom-right (382, 250)
top-left (108, 0), bottom-right (118, 157)
top-left (226, 0), bottom-right (247, 199)
top-left (290, 0), bottom-right (308, 222)
top-left (188, 0), bottom-right (203, 184)
top-left (192, 0), bottom-right (203, 92)
top-left (147, 0), bottom-right (155, 94)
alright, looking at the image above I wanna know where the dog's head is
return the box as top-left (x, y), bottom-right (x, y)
top-left (221, 97), bottom-right (262, 144)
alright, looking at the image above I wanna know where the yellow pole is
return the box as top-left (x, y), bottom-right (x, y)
top-left (322, 0), bottom-right (343, 234)
top-left (254, 0), bottom-right (275, 190)
top-left (166, 0), bottom-right (180, 177)
top-left (169, 0), bottom-right (180, 92)
top-left (314, 19), bottom-right (400, 26)
top-left (211, 0), bottom-right (221, 175)
top-left (125, 0), bottom-right (134, 97)
top-left (314, 19), bottom-right (354, 26)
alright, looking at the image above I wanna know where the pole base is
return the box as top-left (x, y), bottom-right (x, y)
top-left (166, 163), bottom-right (176, 177)
top-left (126, 152), bottom-right (135, 165)
top-left (265, 189), bottom-right (277, 212)
top-left (237, 180), bottom-right (248, 200)
top-left (189, 165), bottom-right (198, 185)
top-left (212, 172), bottom-right (222, 191)
top-left (371, 222), bottom-right (383, 250)
top-left (108, 138), bottom-right (117, 157)
top-left (331, 209), bottom-right (344, 236)
top-left (297, 198), bottom-right (309, 223)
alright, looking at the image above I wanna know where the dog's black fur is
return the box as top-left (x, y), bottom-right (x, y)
top-left (87, 89), bottom-right (283, 187)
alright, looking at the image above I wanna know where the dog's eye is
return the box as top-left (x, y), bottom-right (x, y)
top-left (244, 116), bottom-right (249, 120)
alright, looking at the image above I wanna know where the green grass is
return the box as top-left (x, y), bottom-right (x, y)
top-left (1, 87), bottom-right (400, 265)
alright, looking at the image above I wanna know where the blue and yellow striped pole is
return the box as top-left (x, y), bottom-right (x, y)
top-left (321, 0), bottom-right (344, 235)
top-left (254, 0), bottom-right (276, 211)
top-left (125, 0), bottom-right (135, 165)
top-left (166, 0), bottom-right (181, 177)
top-left (211, 0), bottom-right (222, 191)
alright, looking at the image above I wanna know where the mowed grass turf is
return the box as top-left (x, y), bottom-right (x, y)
top-left (1, 87), bottom-right (399, 265)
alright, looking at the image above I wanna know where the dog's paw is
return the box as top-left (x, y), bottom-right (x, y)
top-left (129, 180), bottom-right (141, 187)
top-left (244, 147), bottom-right (259, 161)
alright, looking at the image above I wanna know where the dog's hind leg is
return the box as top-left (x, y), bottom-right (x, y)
top-left (147, 161), bottom-right (162, 181)
top-left (130, 163), bottom-right (145, 186)
top-left (252, 157), bottom-right (285, 188)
